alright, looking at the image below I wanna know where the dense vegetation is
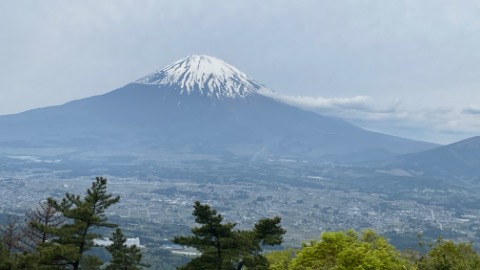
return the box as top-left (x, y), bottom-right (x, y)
top-left (0, 177), bottom-right (145, 269)
top-left (1, 177), bottom-right (480, 269)
top-left (266, 231), bottom-right (480, 270)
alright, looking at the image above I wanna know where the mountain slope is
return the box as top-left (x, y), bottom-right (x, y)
top-left (0, 55), bottom-right (436, 160)
top-left (383, 136), bottom-right (480, 178)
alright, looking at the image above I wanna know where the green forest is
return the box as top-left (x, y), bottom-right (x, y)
top-left (1, 178), bottom-right (480, 270)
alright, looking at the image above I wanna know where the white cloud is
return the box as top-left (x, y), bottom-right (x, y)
top-left (262, 92), bottom-right (401, 118)
top-left (265, 92), bottom-right (480, 144)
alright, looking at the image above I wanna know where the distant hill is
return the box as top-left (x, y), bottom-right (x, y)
top-left (382, 136), bottom-right (480, 178)
top-left (0, 55), bottom-right (436, 161)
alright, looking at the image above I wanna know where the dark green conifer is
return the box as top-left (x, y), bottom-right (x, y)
top-left (173, 201), bottom-right (286, 270)
top-left (40, 177), bottom-right (120, 270)
top-left (106, 228), bottom-right (146, 270)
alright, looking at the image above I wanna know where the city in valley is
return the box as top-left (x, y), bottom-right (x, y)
top-left (2, 155), bottom-right (479, 253)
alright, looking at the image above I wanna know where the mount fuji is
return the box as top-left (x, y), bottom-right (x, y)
top-left (0, 55), bottom-right (436, 161)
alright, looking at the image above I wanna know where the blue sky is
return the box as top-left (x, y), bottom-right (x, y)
top-left (1, 1), bottom-right (479, 144)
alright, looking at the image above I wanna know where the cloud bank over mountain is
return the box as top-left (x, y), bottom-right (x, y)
top-left (269, 93), bottom-right (480, 144)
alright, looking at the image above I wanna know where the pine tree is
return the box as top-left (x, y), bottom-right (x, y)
top-left (173, 201), bottom-right (285, 270)
top-left (21, 200), bottom-right (64, 252)
top-left (40, 176), bottom-right (120, 270)
top-left (0, 238), bottom-right (13, 270)
top-left (235, 216), bottom-right (286, 270)
top-left (0, 215), bottom-right (23, 254)
top-left (106, 228), bottom-right (146, 270)
top-left (173, 201), bottom-right (237, 270)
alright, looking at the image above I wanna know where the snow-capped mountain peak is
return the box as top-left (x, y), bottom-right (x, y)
top-left (135, 55), bottom-right (271, 99)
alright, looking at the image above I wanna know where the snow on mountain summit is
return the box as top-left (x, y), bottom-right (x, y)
top-left (135, 55), bottom-right (271, 99)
